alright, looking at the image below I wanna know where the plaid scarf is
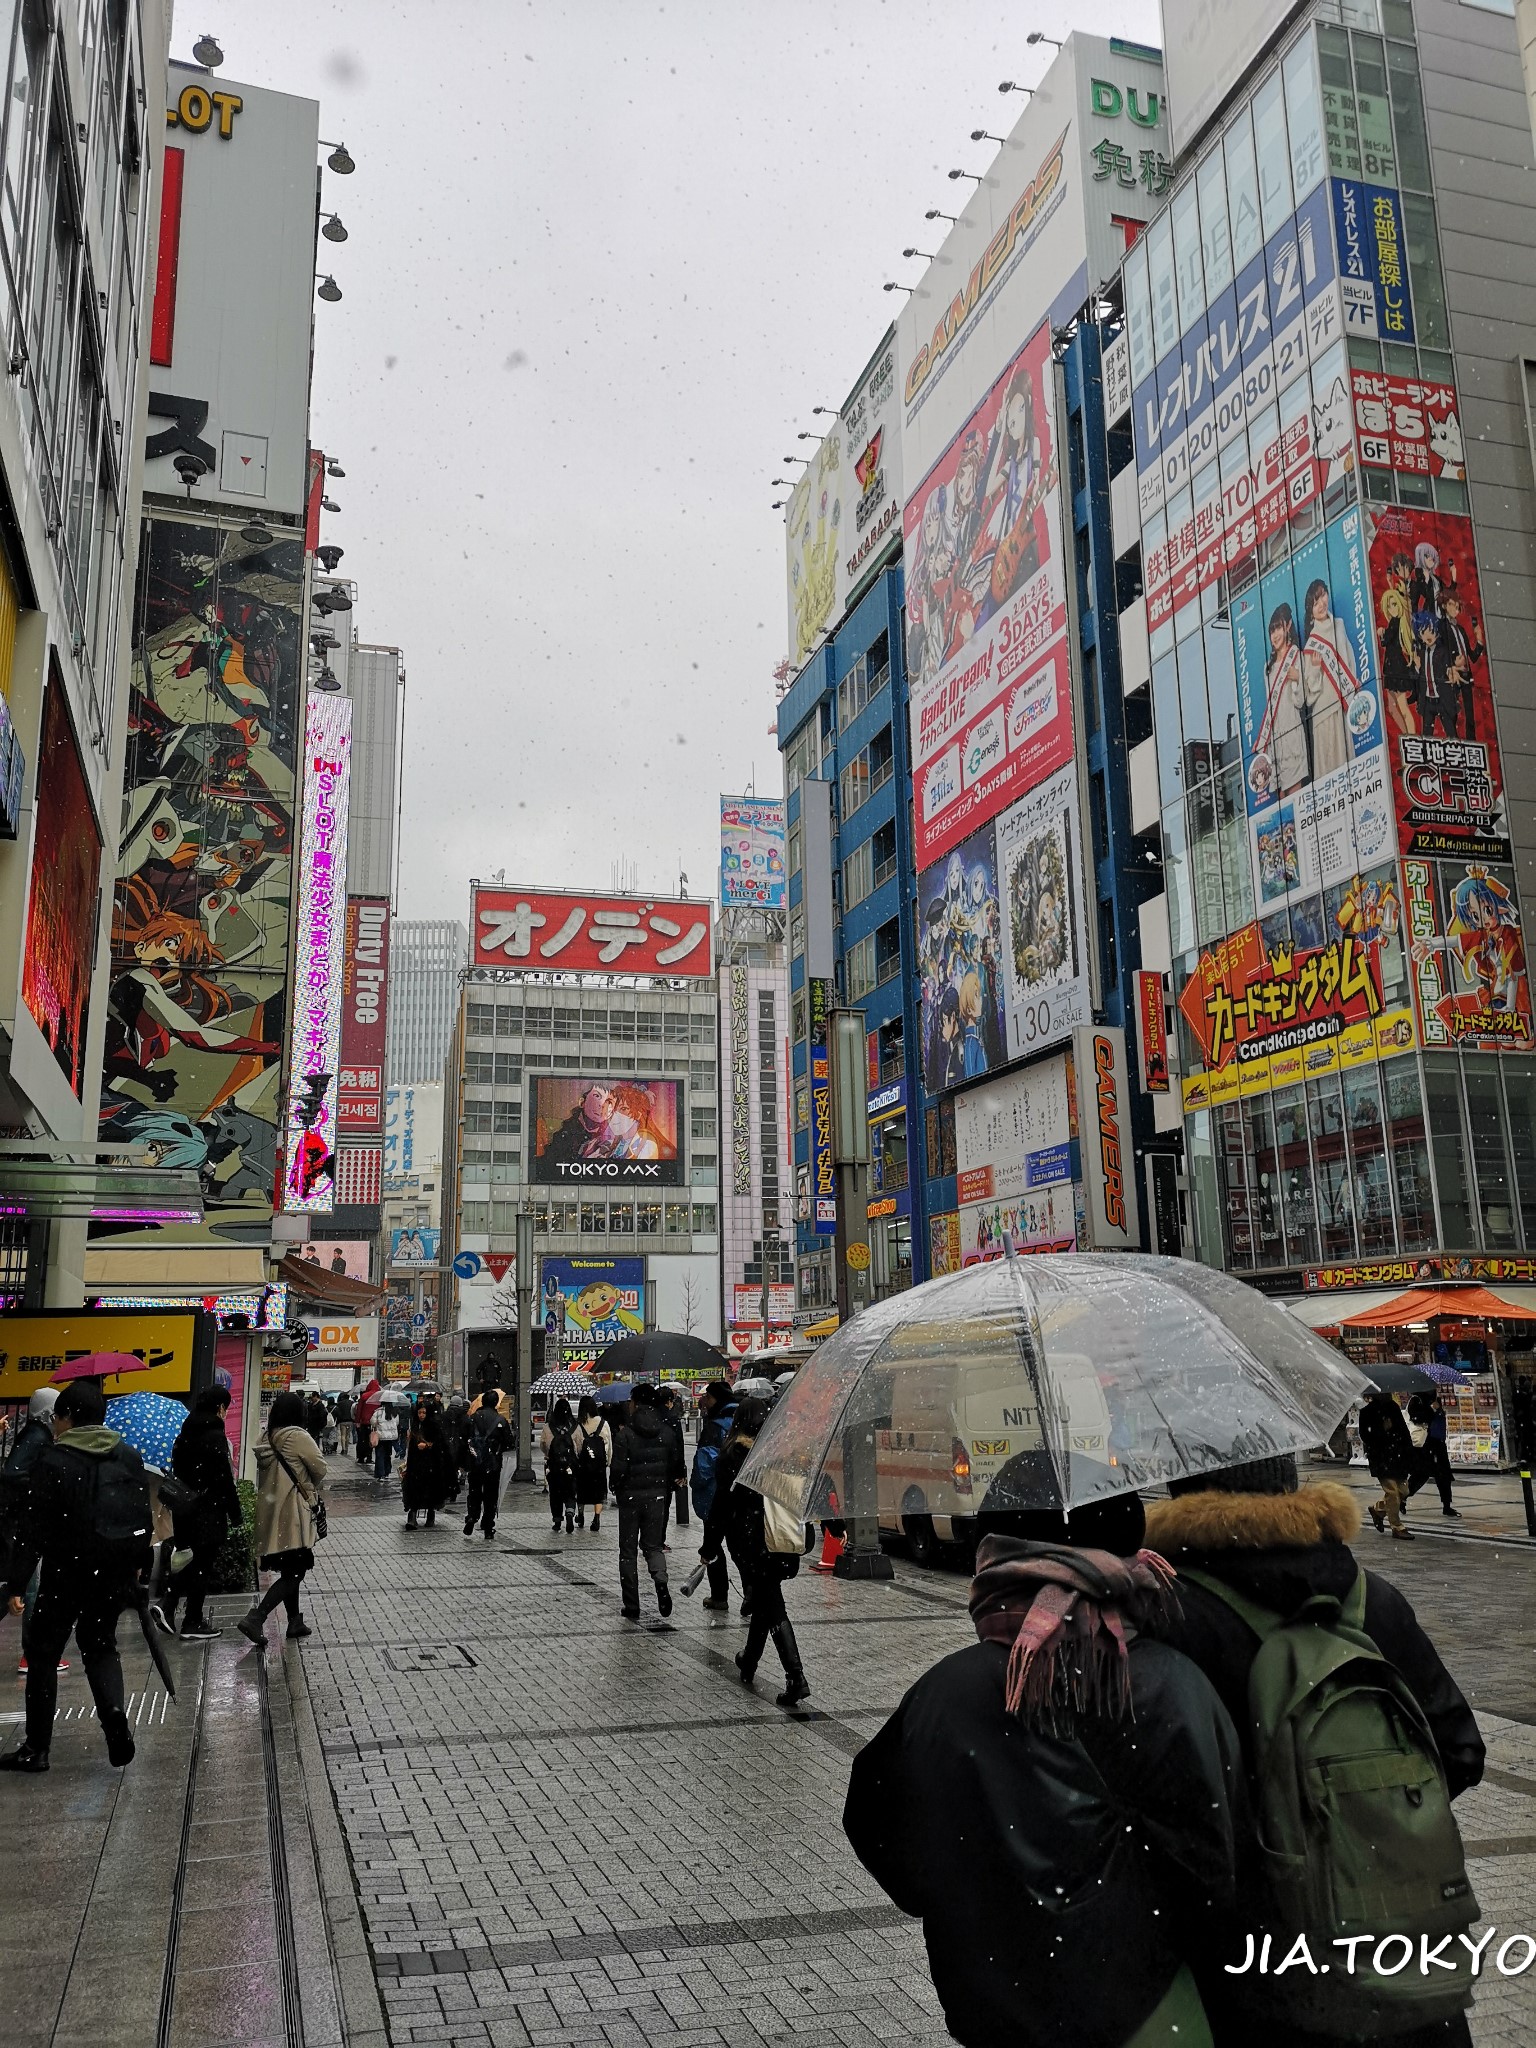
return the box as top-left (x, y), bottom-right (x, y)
top-left (969, 1534), bottom-right (1177, 1730)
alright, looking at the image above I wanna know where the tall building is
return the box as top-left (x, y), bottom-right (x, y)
top-left (0, 3), bottom-right (170, 1306)
top-left (1107, 0), bottom-right (1536, 1332)
top-left (387, 918), bottom-right (468, 1085)
top-left (438, 883), bottom-right (721, 1387)
top-left (717, 917), bottom-right (793, 1355)
top-left (780, 36), bottom-right (1171, 1309)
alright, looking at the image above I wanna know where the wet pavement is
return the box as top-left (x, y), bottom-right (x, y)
top-left (3, 1454), bottom-right (1533, 2045)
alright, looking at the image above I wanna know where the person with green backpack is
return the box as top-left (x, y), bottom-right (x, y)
top-left (1144, 1455), bottom-right (1484, 2048)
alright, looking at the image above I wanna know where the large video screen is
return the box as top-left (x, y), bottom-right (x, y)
top-left (528, 1076), bottom-right (684, 1186)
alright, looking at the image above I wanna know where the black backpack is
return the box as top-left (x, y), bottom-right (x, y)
top-left (577, 1422), bottom-right (608, 1485)
top-left (470, 1415), bottom-right (508, 1468)
top-left (547, 1422), bottom-right (578, 1478)
top-left (77, 1445), bottom-right (153, 1570)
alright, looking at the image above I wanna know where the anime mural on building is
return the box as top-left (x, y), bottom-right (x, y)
top-left (1232, 507), bottom-right (1391, 916)
top-left (916, 818), bottom-right (1005, 1095)
top-left (99, 519), bottom-right (303, 1239)
top-left (22, 682), bottom-right (102, 1097)
top-left (1366, 508), bottom-right (1509, 863)
top-left (995, 766), bottom-right (1089, 1062)
top-left (1402, 856), bottom-right (1533, 1052)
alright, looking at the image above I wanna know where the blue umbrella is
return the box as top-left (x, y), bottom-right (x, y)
top-left (105, 1391), bottom-right (189, 1474)
top-left (596, 1380), bottom-right (633, 1403)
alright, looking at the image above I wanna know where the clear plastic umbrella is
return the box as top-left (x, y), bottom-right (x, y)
top-left (735, 1253), bottom-right (1370, 1522)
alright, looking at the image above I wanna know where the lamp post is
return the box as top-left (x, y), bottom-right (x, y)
top-left (829, 1007), bottom-right (891, 1580)
top-left (514, 1205), bottom-right (535, 1481)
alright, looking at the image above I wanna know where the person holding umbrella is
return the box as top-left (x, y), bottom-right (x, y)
top-left (0, 1379), bottom-right (154, 1772)
top-left (154, 1386), bottom-right (242, 1640)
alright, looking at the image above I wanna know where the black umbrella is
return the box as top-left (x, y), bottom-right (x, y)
top-left (1363, 1361), bottom-right (1437, 1397)
top-left (128, 1583), bottom-right (176, 1698)
top-left (600, 1332), bottom-right (727, 1382)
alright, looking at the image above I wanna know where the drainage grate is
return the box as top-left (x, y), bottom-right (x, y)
top-left (384, 1644), bottom-right (475, 1673)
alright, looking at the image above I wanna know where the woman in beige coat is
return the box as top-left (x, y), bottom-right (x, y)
top-left (238, 1391), bottom-right (328, 1645)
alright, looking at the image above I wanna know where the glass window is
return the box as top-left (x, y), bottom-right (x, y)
top-left (1318, 25), bottom-right (1360, 178)
top-left (1184, 1109), bottom-right (1225, 1271)
top-left (1401, 192), bottom-right (1449, 351)
top-left (1125, 240), bottom-right (1155, 385)
top-left (1386, 41), bottom-right (1432, 193)
top-left (1309, 1075), bottom-right (1357, 1258)
top-left (1245, 1099), bottom-right (1287, 1264)
top-left (1252, 73), bottom-right (1293, 238)
top-left (1344, 1066), bottom-right (1395, 1253)
top-left (691, 1203), bottom-right (717, 1234)
top-left (1349, 34), bottom-right (1399, 184)
top-left (1216, 1104), bottom-right (1254, 1268)
top-left (1464, 1056), bottom-right (1517, 1247)
top-left (1205, 618), bottom-right (1240, 768)
top-left (1423, 1058), bottom-right (1473, 1247)
top-left (1224, 109), bottom-right (1263, 273)
top-left (1502, 1058), bottom-right (1536, 1247)
top-left (635, 1201), bottom-right (661, 1236)
top-left (1273, 1083), bottom-right (1320, 1263)
top-left (1171, 178), bottom-right (1204, 330)
top-left (1188, 782), bottom-right (1224, 942)
top-left (1217, 764), bottom-right (1254, 933)
top-left (1163, 803), bottom-right (1195, 955)
top-left (664, 1202), bottom-right (690, 1236)
top-left (1282, 34), bottom-right (1325, 204)
top-left (1197, 149), bottom-right (1233, 303)
top-left (608, 1202), bottom-right (634, 1234)
top-left (0, 2), bottom-right (43, 268)
top-left (1152, 648), bottom-right (1185, 799)
top-left (579, 1201), bottom-right (607, 1234)
top-left (1176, 616), bottom-right (1213, 762)
top-left (1147, 211), bottom-right (1178, 360)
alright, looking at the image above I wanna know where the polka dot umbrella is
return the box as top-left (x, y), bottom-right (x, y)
top-left (105, 1391), bottom-right (189, 1475)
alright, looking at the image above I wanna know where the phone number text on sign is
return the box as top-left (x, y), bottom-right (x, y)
top-left (912, 633), bottom-right (1074, 870)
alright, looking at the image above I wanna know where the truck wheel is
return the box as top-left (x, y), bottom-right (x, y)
top-left (903, 1512), bottom-right (939, 1567)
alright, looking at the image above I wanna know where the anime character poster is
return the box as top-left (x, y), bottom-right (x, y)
top-left (905, 319), bottom-right (1070, 870)
top-left (785, 423), bottom-right (844, 669)
top-left (1232, 507), bottom-right (1391, 916)
top-left (995, 766), bottom-right (1089, 1063)
top-left (98, 518), bottom-right (303, 1240)
top-left (22, 682), bottom-right (101, 1097)
top-left (916, 817), bottom-right (1006, 1096)
top-left (529, 1076), bottom-right (683, 1185)
top-left (540, 1256), bottom-right (644, 1367)
top-left (1366, 508), bottom-right (1510, 862)
top-left (1402, 856), bottom-right (1533, 1052)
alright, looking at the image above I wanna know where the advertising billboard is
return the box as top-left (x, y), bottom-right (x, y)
top-left (1136, 969), bottom-right (1170, 1092)
top-left (283, 694), bottom-right (353, 1213)
top-left (528, 1076), bottom-right (683, 1186)
top-left (1161, 0), bottom-right (1296, 157)
top-left (541, 1256), bottom-right (644, 1365)
top-left (384, 1082), bottom-right (442, 1180)
top-left (0, 1308), bottom-right (215, 1399)
top-left (339, 896), bottom-right (389, 1134)
top-left (841, 328), bottom-right (903, 607)
top-left (785, 421), bottom-right (845, 669)
top-left (294, 1240), bottom-right (372, 1282)
top-left (303, 1317), bottom-right (380, 1363)
top-left (1402, 856), bottom-right (1533, 1053)
top-left (1074, 1026), bottom-right (1139, 1251)
top-left (1350, 371), bottom-right (1463, 482)
top-left (472, 887), bottom-right (711, 977)
top-left (906, 319), bottom-right (1072, 869)
top-left (1231, 505), bottom-right (1393, 917)
top-left (1366, 508), bottom-right (1508, 862)
top-left (996, 765), bottom-right (1090, 1062)
top-left (22, 681), bottom-right (101, 1099)
top-left (390, 1227), bottom-right (441, 1267)
top-left (733, 1283), bottom-right (796, 1325)
top-left (720, 797), bottom-right (786, 910)
top-left (1331, 178), bottom-right (1414, 345)
top-left (100, 519), bottom-right (304, 1242)
top-left (953, 1054), bottom-right (1072, 1210)
top-left (916, 817), bottom-right (1006, 1096)
top-left (147, 75), bottom-right (320, 514)
top-left (808, 976), bottom-right (835, 1234)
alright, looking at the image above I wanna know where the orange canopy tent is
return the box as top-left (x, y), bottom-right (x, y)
top-left (1336, 1285), bottom-right (1536, 1328)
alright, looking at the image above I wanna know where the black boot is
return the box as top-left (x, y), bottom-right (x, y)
top-left (406, 1511), bottom-right (418, 1529)
top-left (772, 1622), bottom-right (810, 1708)
top-left (425, 1510), bottom-right (436, 1528)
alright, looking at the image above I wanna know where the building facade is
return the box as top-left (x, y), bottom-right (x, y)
top-left (1110, 0), bottom-right (1536, 1297)
top-left (717, 921), bottom-right (793, 1354)
top-left (387, 917), bottom-right (467, 1085)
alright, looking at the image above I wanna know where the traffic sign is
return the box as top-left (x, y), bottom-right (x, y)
top-left (453, 1250), bottom-right (482, 1280)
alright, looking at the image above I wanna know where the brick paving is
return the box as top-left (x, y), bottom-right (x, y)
top-left (3, 1449), bottom-right (1534, 2045)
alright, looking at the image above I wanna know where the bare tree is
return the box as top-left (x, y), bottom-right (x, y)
top-left (678, 1269), bottom-right (700, 1336)
top-left (487, 1282), bottom-right (518, 1330)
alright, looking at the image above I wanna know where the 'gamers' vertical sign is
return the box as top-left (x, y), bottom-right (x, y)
top-left (283, 694), bottom-right (353, 1212)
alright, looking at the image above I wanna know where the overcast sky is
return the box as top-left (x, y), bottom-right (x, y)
top-left (183, 0), bottom-right (1159, 923)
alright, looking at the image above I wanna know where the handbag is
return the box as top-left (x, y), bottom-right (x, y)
top-left (158, 1472), bottom-right (201, 1516)
top-left (763, 1492), bottom-right (812, 1556)
top-left (271, 1437), bottom-right (328, 1543)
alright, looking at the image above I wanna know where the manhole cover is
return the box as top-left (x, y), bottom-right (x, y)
top-left (385, 1644), bottom-right (474, 1672)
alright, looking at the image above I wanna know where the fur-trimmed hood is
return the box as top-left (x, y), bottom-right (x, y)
top-left (1145, 1480), bottom-right (1360, 1554)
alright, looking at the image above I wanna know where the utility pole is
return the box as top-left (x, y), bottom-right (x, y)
top-left (514, 1205), bottom-right (535, 1481)
top-left (829, 1006), bottom-right (890, 1580)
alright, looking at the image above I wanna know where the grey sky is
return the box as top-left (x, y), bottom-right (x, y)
top-left (183, 0), bottom-right (1159, 923)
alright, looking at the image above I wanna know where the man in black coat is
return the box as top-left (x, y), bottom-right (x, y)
top-left (1144, 1454), bottom-right (1483, 2048)
top-left (2, 1387), bottom-right (59, 1674)
top-left (609, 1383), bottom-right (684, 1622)
top-left (1, 1379), bottom-right (153, 1773)
top-left (155, 1386), bottom-right (242, 1641)
top-left (1357, 1386), bottom-right (1415, 1536)
top-left (693, 1380), bottom-right (736, 1611)
top-left (845, 1491), bottom-right (1247, 2048)
top-left (462, 1391), bottom-right (512, 1540)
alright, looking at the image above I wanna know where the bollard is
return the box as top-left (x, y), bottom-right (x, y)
top-left (1521, 1466), bottom-right (1536, 1540)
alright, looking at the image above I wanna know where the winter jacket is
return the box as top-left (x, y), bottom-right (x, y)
top-left (5, 1427), bottom-right (152, 1595)
top-left (372, 1409), bottom-right (399, 1444)
top-left (253, 1426), bottom-right (328, 1561)
top-left (844, 1618), bottom-right (1248, 2048)
top-left (3, 1415), bottom-right (54, 1482)
top-left (712, 1436), bottom-right (795, 1584)
top-left (1143, 1482), bottom-right (1484, 2047)
top-left (466, 1406), bottom-right (513, 1467)
top-left (608, 1405), bottom-right (684, 1500)
top-left (1356, 1392), bottom-right (1413, 1480)
top-left (574, 1416), bottom-right (611, 1505)
top-left (169, 1408), bottom-right (242, 1548)
top-left (401, 1420), bottom-right (454, 1510)
top-left (334, 1392), bottom-right (353, 1425)
top-left (1143, 1481), bottom-right (1483, 1795)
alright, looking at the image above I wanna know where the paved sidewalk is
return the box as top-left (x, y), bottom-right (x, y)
top-left (3, 1454), bottom-right (1534, 2046)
